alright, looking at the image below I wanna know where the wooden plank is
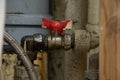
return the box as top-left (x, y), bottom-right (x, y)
top-left (100, 0), bottom-right (120, 80)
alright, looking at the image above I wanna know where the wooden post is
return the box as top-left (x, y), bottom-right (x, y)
top-left (100, 0), bottom-right (120, 80)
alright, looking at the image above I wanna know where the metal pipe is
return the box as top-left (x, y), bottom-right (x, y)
top-left (4, 32), bottom-right (38, 80)
top-left (86, 0), bottom-right (99, 35)
top-left (88, 0), bottom-right (99, 25)
top-left (85, 0), bottom-right (99, 80)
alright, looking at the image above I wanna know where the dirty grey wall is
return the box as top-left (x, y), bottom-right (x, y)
top-left (49, 0), bottom-right (88, 80)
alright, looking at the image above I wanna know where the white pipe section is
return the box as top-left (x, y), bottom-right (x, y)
top-left (88, 0), bottom-right (99, 24)
top-left (0, 0), bottom-right (6, 65)
top-left (0, 0), bottom-right (6, 80)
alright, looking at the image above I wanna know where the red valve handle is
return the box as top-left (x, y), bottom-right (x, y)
top-left (42, 18), bottom-right (71, 34)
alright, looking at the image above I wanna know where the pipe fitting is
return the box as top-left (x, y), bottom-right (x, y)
top-left (74, 30), bottom-right (99, 53)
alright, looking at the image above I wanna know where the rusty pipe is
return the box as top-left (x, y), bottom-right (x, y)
top-left (4, 32), bottom-right (38, 80)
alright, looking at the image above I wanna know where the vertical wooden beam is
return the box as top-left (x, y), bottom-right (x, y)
top-left (100, 0), bottom-right (120, 80)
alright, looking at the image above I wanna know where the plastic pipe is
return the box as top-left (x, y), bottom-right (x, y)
top-left (0, 0), bottom-right (6, 67)
top-left (0, 1), bottom-right (6, 80)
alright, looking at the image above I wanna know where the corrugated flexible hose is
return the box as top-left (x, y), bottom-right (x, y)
top-left (4, 32), bottom-right (38, 80)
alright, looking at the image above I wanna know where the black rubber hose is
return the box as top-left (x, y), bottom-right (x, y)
top-left (4, 32), bottom-right (38, 80)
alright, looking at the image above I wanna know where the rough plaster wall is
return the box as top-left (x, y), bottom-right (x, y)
top-left (49, 0), bottom-right (88, 80)
top-left (1, 54), bottom-right (18, 80)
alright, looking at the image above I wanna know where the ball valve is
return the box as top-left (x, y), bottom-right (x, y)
top-left (21, 18), bottom-right (74, 52)
top-left (21, 18), bottom-right (98, 52)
